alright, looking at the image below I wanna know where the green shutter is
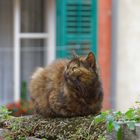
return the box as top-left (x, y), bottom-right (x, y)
top-left (56, 0), bottom-right (97, 58)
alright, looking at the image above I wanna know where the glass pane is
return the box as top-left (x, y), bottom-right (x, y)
top-left (0, 0), bottom-right (14, 105)
top-left (20, 39), bottom-right (47, 99)
top-left (21, 0), bottom-right (47, 33)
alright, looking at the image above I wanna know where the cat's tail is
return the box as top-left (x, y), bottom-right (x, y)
top-left (31, 67), bottom-right (44, 80)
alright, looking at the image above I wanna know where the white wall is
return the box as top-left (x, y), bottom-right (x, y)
top-left (116, 0), bottom-right (140, 111)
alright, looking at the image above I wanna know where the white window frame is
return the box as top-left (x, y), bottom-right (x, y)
top-left (13, 0), bottom-right (56, 102)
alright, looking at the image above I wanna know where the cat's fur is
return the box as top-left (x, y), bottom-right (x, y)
top-left (29, 52), bottom-right (103, 117)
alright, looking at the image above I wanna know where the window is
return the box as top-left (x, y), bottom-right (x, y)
top-left (0, 0), bottom-right (55, 105)
top-left (0, 0), bottom-right (14, 105)
top-left (14, 0), bottom-right (48, 101)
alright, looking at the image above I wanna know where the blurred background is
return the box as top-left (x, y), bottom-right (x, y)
top-left (0, 0), bottom-right (140, 115)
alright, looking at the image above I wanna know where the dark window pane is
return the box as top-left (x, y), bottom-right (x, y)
top-left (21, 0), bottom-right (46, 33)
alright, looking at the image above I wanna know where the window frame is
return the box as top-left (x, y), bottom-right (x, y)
top-left (13, 0), bottom-right (56, 102)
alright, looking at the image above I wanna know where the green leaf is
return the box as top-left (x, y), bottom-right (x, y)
top-left (0, 106), bottom-right (9, 114)
top-left (113, 121), bottom-right (120, 131)
top-left (98, 136), bottom-right (106, 140)
top-left (0, 106), bottom-right (11, 119)
top-left (113, 111), bottom-right (123, 119)
top-left (94, 115), bottom-right (104, 123)
top-left (117, 127), bottom-right (123, 140)
top-left (107, 121), bottom-right (114, 132)
top-left (125, 108), bottom-right (134, 120)
top-left (107, 115), bottom-right (114, 122)
top-left (95, 110), bottom-right (110, 123)
top-left (101, 110), bottom-right (110, 117)
top-left (127, 121), bottom-right (136, 130)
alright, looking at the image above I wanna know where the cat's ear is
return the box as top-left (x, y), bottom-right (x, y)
top-left (71, 50), bottom-right (78, 59)
top-left (86, 52), bottom-right (96, 67)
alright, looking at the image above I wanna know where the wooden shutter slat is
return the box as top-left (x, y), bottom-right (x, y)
top-left (56, 0), bottom-right (97, 58)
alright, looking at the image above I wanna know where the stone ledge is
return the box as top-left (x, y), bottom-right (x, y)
top-left (1, 115), bottom-right (140, 140)
top-left (0, 129), bottom-right (41, 140)
top-left (1, 124), bottom-right (140, 140)
top-left (0, 115), bottom-right (106, 139)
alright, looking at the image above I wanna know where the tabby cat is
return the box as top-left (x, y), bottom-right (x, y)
top-left (29, 52), bottom-right (103, 118)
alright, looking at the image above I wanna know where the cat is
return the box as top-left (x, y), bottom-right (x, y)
top-left (29, 52), bottom-right (103, 118)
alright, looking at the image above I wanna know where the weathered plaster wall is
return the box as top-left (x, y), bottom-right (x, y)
top-left (116, 0), bottom-right (140, 111)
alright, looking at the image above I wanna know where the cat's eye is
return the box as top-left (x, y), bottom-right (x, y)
top-left (72, 66), bottom-right (77, 71)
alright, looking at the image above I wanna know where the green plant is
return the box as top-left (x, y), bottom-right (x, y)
top-left (94, 107), bottom-right (140, 140)
top-left (0, 106), bottom-right (11, 120)
top-left (21, 81), bottom-right (27, 101)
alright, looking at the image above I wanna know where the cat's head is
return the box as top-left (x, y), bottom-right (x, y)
top-left (64, 52), bottom-right (98, 87)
